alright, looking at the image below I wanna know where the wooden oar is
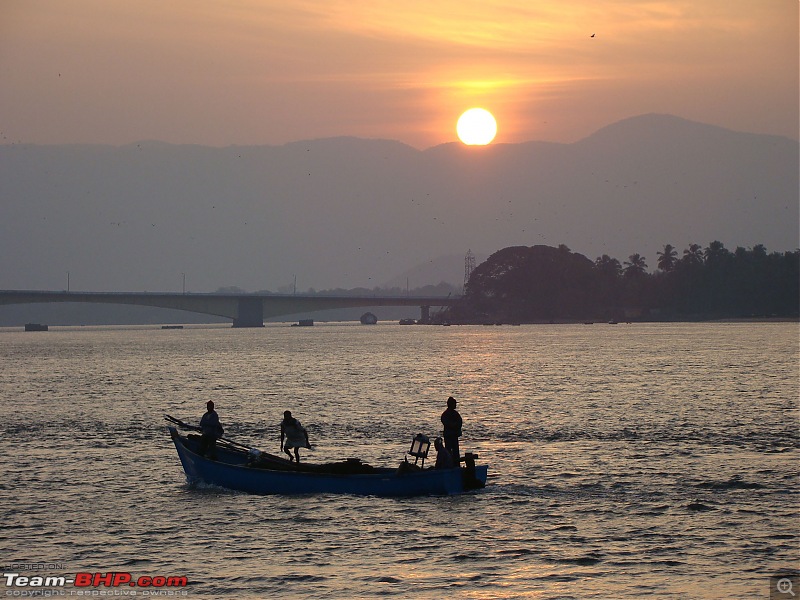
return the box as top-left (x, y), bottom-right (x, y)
top-left (164, 414), bottom-right (200, 431)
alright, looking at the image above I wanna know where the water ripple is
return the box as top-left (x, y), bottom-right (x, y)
top-left (0, 322), bottom-right (796, 599)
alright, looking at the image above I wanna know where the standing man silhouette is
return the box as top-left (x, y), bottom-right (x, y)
top-left (199, 401), bottom-right (223, 459)
top-left (441, 396), bottom-right (463, 464)
top-left (280, 410), bottom-right (310, 463)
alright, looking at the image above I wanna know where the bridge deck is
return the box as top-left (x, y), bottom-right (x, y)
top-left (0, 290), bottom-right (460, 327)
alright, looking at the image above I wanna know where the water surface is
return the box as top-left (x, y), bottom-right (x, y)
top-left (1, 322), bottom-right (797, 598)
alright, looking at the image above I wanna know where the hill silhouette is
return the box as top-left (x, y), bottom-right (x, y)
top-left (1, 114), bottom-right (796, 296)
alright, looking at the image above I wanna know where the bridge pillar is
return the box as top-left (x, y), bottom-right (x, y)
top-left (232, 298), bottom-right (265, 328)
top-left (420, 305), bottom-right (430, 324)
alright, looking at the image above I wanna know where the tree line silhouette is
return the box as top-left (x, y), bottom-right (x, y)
top-left (445, 242), bottom-right (799, 323)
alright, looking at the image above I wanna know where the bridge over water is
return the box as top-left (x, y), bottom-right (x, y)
top-left (0, 290), bottom-right (459, 327)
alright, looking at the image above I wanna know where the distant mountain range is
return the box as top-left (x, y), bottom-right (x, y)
top-left (1, 113), bottom-right (797, 302)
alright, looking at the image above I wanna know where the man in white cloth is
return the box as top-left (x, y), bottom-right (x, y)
top-left (280, 410), bottom-right (310, 463)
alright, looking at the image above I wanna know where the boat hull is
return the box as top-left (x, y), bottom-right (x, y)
top-left (168, 427), bottom-right (487, 496)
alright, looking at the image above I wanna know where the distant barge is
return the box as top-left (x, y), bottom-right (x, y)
top-left (24, 323), bottom-right (48, 332)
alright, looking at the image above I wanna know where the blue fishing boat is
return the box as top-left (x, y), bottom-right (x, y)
top-left (166, 422), bottom-right (487, 497)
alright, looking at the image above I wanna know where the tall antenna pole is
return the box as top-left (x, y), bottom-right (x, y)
top-left (464, 249), bottom-right (475, 293)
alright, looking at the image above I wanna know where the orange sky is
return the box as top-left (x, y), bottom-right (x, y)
top-left (1, 0), bottom-right (797, 148)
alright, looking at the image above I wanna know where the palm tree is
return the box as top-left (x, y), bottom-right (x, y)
top-left (623, 254), bottom-right (648, 278)
top-left (656, 244), bottom-right (678, 272)
top-left (682, 243), bottom-right (704, 266)
top-left (704, 240), bottom-right (731, 266)
top-left (594, 254), bottom-right (623, 316)
top-left (594, 254), bottom-right (622, 278)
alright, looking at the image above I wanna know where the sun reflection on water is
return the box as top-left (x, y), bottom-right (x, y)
top-left (0, 322), bottom-right (796, 598)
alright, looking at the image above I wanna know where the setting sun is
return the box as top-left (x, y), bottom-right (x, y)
top-left (456, 108), bottom-right (497, 145)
